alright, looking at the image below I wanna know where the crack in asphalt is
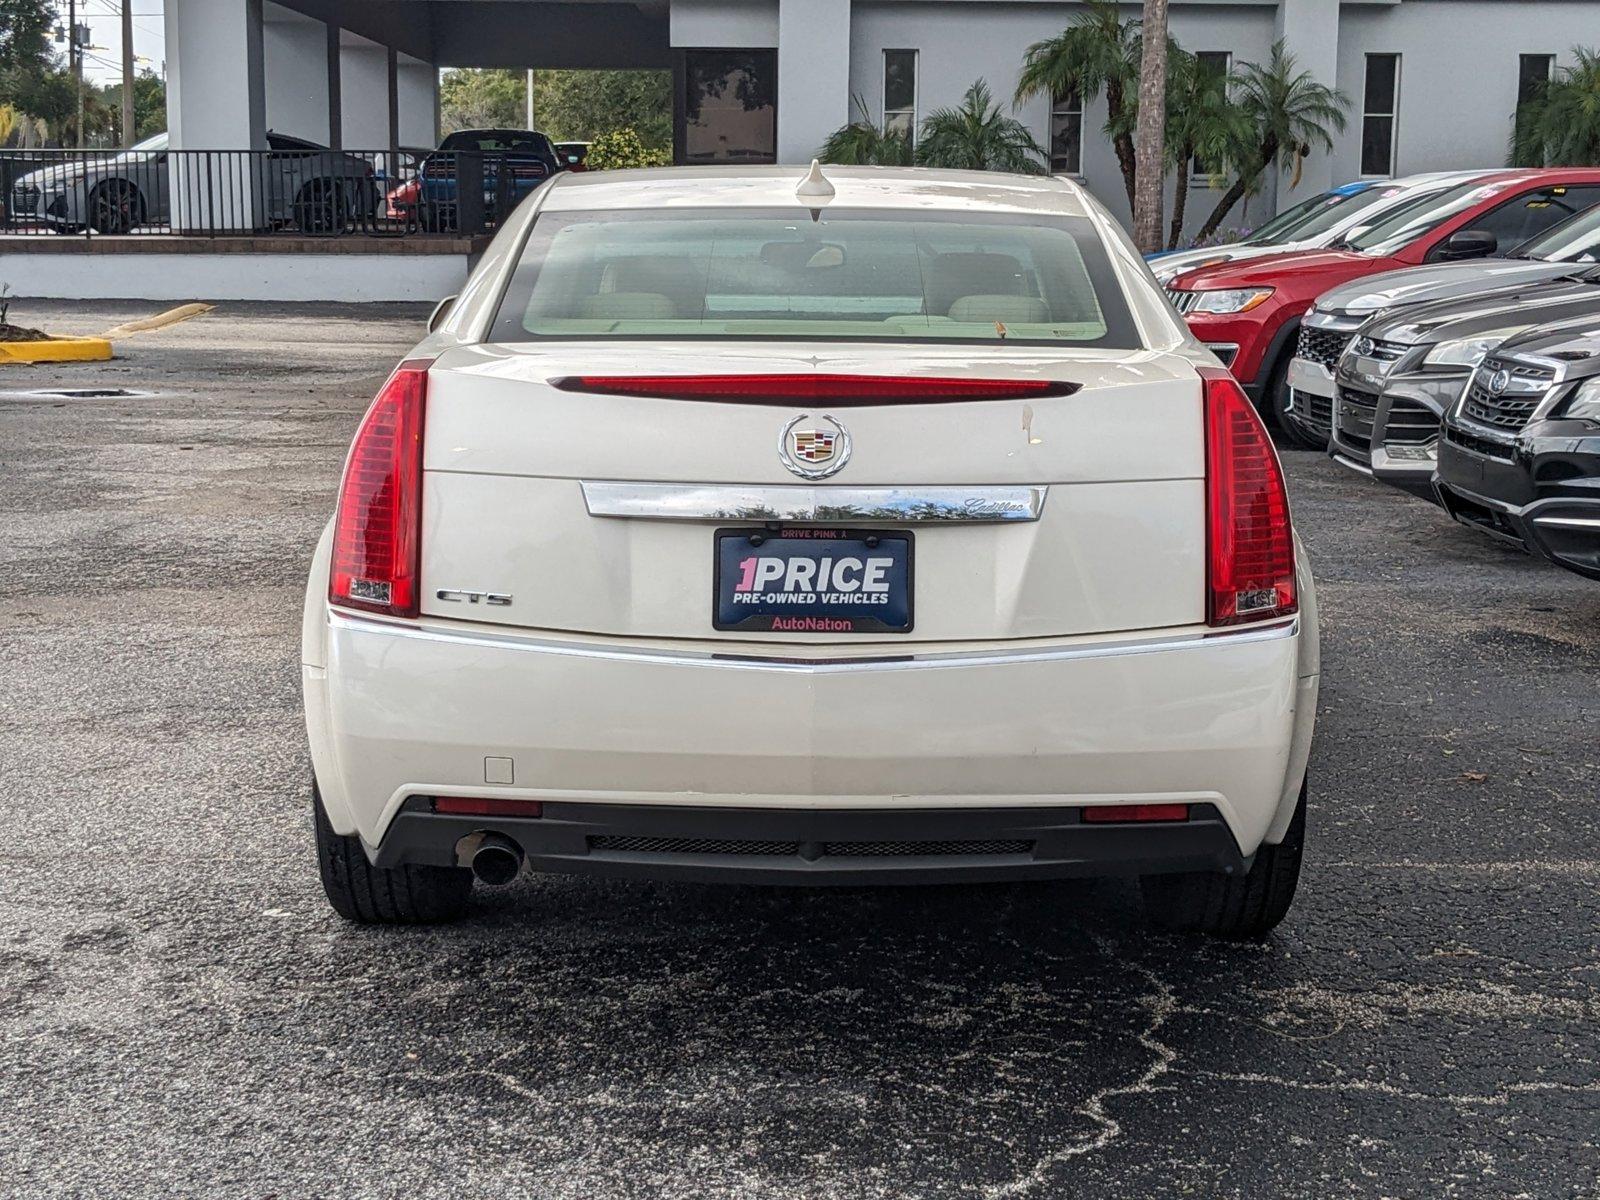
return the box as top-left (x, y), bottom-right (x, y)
top-left (982, 944), bottom-right (1180, 1197)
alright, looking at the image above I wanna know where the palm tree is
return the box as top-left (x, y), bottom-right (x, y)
top-left (1131, 0), bottom-right (1171, 252)
top-left (1163, 51), bottom-right (1250, 248)
top-left (817, 94), bottom-right (914, 166)
top-left (1512, 47), bottom-right (1600, 166)
top-left (1015, 0), bottom-right (1140, 206)
top-left (915, 80), bottom-right (1047, 173)
top-left (1193, 42), bottom-right (1348, 243)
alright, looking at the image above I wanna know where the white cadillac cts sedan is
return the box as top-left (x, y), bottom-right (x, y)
top-left (303, 164), bottom-right (1319, 937)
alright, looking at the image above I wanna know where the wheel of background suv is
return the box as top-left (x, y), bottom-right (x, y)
top-left (1265, 352), bottom-right (1324, 450)
top-left (1140, 779), bottom-right (1306, 939)
top-left (88, 180), bottom-right (143, 235)
top-left (313, 782), bottom-right (472, 923)
top-left (293, 179), bottom-right (351, 235)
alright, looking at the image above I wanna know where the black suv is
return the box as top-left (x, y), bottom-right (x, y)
top-left (1435, 315), bottom-right (1600, 580)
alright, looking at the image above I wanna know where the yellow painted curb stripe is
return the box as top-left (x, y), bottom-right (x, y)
top-left (101, 303), bottom-right (214, 339)
top-left (0, 337), bottom-right (115, 364)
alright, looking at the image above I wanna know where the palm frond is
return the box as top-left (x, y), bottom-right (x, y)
top-left (916, 79), bottom-right (1047, 174)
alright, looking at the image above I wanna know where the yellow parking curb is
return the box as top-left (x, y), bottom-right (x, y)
top-left (0, 336), bottom-right (115, 364)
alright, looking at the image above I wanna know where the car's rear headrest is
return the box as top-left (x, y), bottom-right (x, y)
top-left (578, 292), bottom-right (676, 321)
top-left (925, 252), bottom-right (1027, 315)
top-left (947, 294), bottom-right (1050, 325)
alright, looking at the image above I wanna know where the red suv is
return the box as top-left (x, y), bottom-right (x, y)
top-left (1166, 169), bottom-right (1600, 441)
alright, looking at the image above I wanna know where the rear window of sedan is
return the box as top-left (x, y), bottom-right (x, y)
top-left (488, 208), bottom-right (1142, 347)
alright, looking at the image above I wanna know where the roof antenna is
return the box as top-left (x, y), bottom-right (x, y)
top-left (797, 159), bottom-right (835, 220)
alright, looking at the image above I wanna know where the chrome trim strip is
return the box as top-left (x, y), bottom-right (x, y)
top-left (1331, 453), bottom-right (1375, 476)
top-left (580, 481), bottom-right (1048, 524)
top-left (1531, 516), bottom-right (1600, 530)
top-left (331, 612), bottom-right (1298, 673)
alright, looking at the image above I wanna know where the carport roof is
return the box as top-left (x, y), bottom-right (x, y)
top-left (271, 0), bottom-right (672, 68)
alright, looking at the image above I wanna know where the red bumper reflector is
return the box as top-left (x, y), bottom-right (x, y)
top-left (432, 797), bottom-right (544, 818)
top-left (551, 373), bottom-right (1079, 405)
top-left (1082, 804), bottom-right (1190, 824)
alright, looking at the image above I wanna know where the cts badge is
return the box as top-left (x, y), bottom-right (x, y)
top-left (779, 413), bottom-right (851, 479)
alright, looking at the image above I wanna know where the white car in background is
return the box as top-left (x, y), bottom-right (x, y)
top-left (302, 164), bottom-right (1320, 938)
top-left (1151, 171), bottom-right (1495, 285)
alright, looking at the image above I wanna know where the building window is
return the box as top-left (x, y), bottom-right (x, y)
top-left (1361, 53), bottom-right (1400, 177)
top-left (1191, 51), bottom-right (1231, 179)
top-left (1049, 89), bottom-right (1082, 176)
top-left (677, 49), bottom-right (778, 165)
top-left (884, 49), bottom-right (918, 143)
top-left (1517, 53), bottom-right (1555, 115)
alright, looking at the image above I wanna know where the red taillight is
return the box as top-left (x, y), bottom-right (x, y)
top-left (329, 360), bottom-right (430, 618)
top-left (1082, 804), bottom-right (1190, 824)
top-left (551, 374), bottom-right (1079, 405)
top-left (1202, 366), bottom-right (1297, 627)
top-left (433, 796), bottom-right (544, 818)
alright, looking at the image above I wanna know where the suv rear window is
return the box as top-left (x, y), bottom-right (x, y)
top-left (488, 208), bottom-right (1142, 347)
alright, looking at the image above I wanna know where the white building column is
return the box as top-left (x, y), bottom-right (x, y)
top-left (1275, 0), bottom-right (1341, 209)
top-left (340, 36), bottom-right (393, 152)
top-left (263, 4), bottom-right (331, 143)
top-left (397, 57), bottom-right (439, 149)
top-left (777, 0), bottom-right (851, 164)
top-left (163, 0), bottom-right (267, 230)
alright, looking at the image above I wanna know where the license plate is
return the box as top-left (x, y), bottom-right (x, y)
top-left (714, 528), bottom-right (913, 633)
top-left (1352, 355), bottom-right (1380, 376)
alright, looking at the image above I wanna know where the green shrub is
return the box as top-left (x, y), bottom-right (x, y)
top-left (587, 128), bottom-right (672, 170)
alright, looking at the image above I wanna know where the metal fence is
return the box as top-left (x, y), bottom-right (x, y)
top-left (0, 147), bottom-right (556, 239)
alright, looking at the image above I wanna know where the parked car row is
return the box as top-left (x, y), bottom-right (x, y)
top-left (1164, 172), bottom-right (1600, 584)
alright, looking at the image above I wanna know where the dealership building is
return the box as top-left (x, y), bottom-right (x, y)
top-left (14, 0), bottom-right (1588, 303)
top-left (163, 0), bottom-right (1597, 231)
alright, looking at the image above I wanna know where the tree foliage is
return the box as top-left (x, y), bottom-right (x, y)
top-left (440, 68), bottom-right (671, 151)
top-left (1193, 42), bottom-right (1348, 241)
top-left (1513, 47), bottom-right (1600, 167)
top-left (914, 80), bottom-right (1046, 173)
top-left (817, 95), bottom-right (913, 166)
top-left (1015, 0), bottom-right (1140, 206)
top-left (586, 127), bottom-right (671, 170)
top-left (534, 70), bottom-right (670, 150)
top-left (0, 0), bottom-right (53, 76)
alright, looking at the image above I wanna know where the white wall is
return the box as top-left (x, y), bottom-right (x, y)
top-left (398, 57), bottom-right (439, 148)
top-left (1332, 1), bottom-right (1590, 185)
top-left (670, 0), bottom-right (779, 48)
top-left (341, 42), bottom-right (393, 150)
top-left (264, 10), bottom-right (331, 143)
top-left (7, 253), bottom-right (469, 303)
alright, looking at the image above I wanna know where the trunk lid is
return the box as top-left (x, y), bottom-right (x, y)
top-left (420, 343), bottom-right (1205, 642)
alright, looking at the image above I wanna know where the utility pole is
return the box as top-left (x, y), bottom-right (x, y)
top-left (121, 0), bottom-right (136, 147)
top-left (68, 0), bottom-right (84, 146)
top-left (526, 69), bottom-right (536, 130)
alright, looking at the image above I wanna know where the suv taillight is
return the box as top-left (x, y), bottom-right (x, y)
top-left (329, 360), bottom-right (431, 618)
top-left (1202, 366), bottom-right (1297, 627)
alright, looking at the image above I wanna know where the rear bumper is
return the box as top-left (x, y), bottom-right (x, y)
top-left (306, 605), bottom-right (1317, 877)
top-left (374, 800), bottom-right (1249, 884)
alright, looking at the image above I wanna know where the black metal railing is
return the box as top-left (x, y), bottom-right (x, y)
top-left (0, 147), bottom-right (556, 239)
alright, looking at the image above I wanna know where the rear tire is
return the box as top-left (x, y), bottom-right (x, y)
top-left (1265, 352), bottom-right (1324, 450)
top-left (313, 783), bottom-right (472, 923)
top-left (1141, 779), bottom-right (1306, 939)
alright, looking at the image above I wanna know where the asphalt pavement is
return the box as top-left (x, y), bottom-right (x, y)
top-left (2, 300), bottom-right (1597, 1199)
